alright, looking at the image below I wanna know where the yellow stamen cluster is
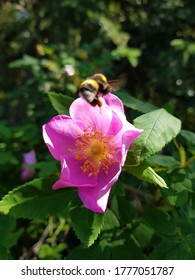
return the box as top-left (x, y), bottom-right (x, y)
top-left (73, 128), bottom-right (118, 177)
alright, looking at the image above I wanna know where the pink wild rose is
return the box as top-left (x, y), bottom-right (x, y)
top-left (42, 93), bottom-right (142, 213)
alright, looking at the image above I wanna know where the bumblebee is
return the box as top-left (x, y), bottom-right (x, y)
top-left (78, 73), bottom-right (119, 107)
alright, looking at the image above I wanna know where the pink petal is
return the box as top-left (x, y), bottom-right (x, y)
top-left (107, 110), bottom-right (123, 136)
top-left (104, 93), bottom-right (124, 116)
top-left (113, 122), bottom-right (143, 166)
top-left (120, 120), bottom-right (143, 153)
top-left (122, 126), bottom-right (143, 151)
top-left (52, 157), bottom-right (97, 189)
top-left (42, 115), bottom-right (86, 160)
top-left (121, 127), bottom-right (142, 165)
top-left (78, 163), bottom-right (121, 213)
top-left (69, 97), bottom-right (113, 134)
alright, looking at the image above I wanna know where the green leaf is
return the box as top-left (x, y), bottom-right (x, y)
top-left (33, 161), bottom-right (58, 177)
top-left (0, 122), bottom-right (12, 140)
top-left (0, 151), bottom-right (18, 165)
top-left (70, 196), bottom-right (105, 247)
top-left (161, 187), bottom-right (188, 207)
top-left (180, 129), bottom-right (195, 147)
top-left (9, 55), bottom-right (39, 68)
top-left (188, 43), bottom-right (195, 54)
top-left (161, 169), bottom-right (193, 206)
top-left (112, 232), bottom-right (145, 260)
top-left (38, 243), bottom-right (67, 260)
top-left (131, 109), bottom-right (181, 162)
top-left (112, 46), bottom-right (142, 67)
top-left (172, 178), bottom-right (194, 193)
top-left (0, 178), bottom-right (75, 219)
top-left (111, 196), bottom-right (136, 224)
top-left (133, 223), bottom-right (154, 246)
top-left (47, 91), bottom-right (74, 114)
top-left (143, 208), bottom-right (176, 236)
top-left (124, 157), bottom-right (167, 188)
top-left (0, 214), bottom-right (22, 248)
top-left (99, 16), bottom-right (130, 46)
top-left (170, 39), bottom-right (186, 50)
top-left (110, 179), bottom-right (125, 197)
top-left (148, 155), bottom-right (180, 168)
top-left (149, 236), bottom-right (195, 260)
top-left (116, 91), bottom-right (158, 113)
top-left (0, 246), bottom-right (12, 260)
top-left (68, 240), bottom-right (111, 260)
top-left (101, 208), bottom-right (120, 232)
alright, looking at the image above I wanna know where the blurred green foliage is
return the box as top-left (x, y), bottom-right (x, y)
top-left (0, 0), bottom-right (195, 259)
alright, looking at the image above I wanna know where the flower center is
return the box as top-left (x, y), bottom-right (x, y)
top-left (72, 127), bottom-right (118, 177)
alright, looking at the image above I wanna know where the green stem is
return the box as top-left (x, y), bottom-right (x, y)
top-left (53, 218), bottom-right (66, 238)
top-left (48, 216), bottom-right (55, 247)
top-left (185, 155), bottom-right (195, 167)
top-left (173, 138), bottom-right (186, 168)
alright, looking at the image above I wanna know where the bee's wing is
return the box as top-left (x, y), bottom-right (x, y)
top-left (108, 80), bottom-right (120, 91)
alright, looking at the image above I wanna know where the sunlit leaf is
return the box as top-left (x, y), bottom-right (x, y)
top-left (170, 39), bottom-right (186, 50)
top-left (38, 243), bottom-right (66, 260)
top-left (131, 109), bottom-right (181, 162)
top-left (124, 154), bottom-right (167, 188)
top-left (112, 46), bottom-right (142, 67)
top-left (0, 178), bottom-right (75, 219)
